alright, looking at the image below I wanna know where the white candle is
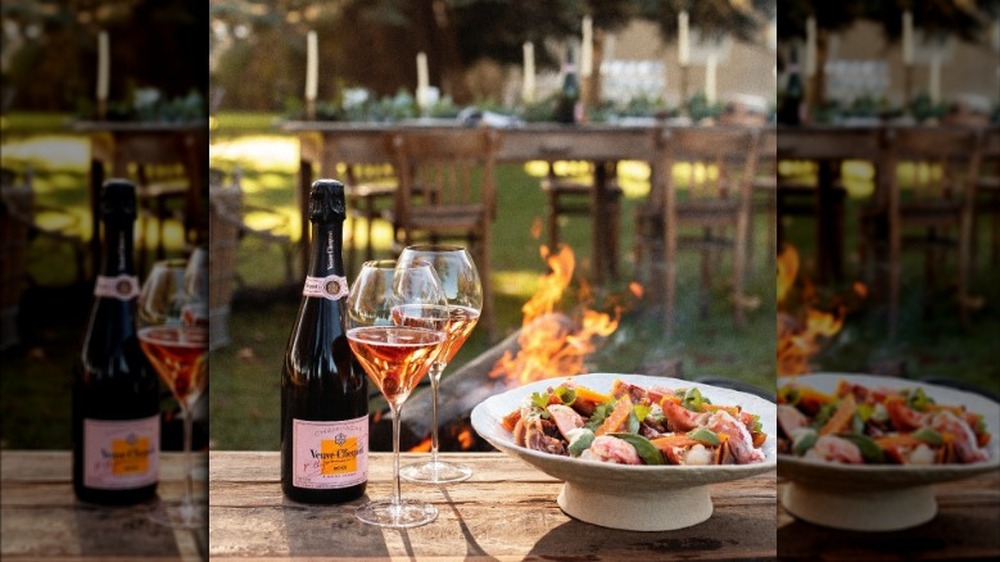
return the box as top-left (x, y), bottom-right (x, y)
top-left (416, 51), bottom-right (429, 108)
top-left (96, 31), bottom-right (109, 101)
top-left (522, 41), bottom-right (536, 103)
top-left (678, 10), bottom-right (690, 67)
top-left (805, 16), bottom-right (817, 77)
top-left (305, 30), bottom-right (318, 101)
top-left (705, 54), bottom-right (717, 104)
top-left (580, 15), bottom-right (593, 78)
top-left (902, 11), bottom-right (914, 66)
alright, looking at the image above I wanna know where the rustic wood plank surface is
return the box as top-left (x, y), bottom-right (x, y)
top-left (777, 474), bottom-right (1000, 561)
top-left (209, 451), bottom-right (776, 561)
top-left (2, 450), bottom-right (208, 561)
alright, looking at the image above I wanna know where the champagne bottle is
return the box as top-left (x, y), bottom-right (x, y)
top-left (73, 179), bottom-right (160, 505)
top-left (281, 179), bottom-right (368, 503)
top-left (554, 46), bottom-right (581, 124)
top-left (779, 47), bottom-right (805, 126)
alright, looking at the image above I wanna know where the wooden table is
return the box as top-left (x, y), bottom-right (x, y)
top-left (777, 473), bottom-right (1000, 560)
top-left (210, 451), bottom-right (775, 560)
top-left (1, 450), bottom-right (208, 561)
top-left (281, 122), bottom-right (662, 285)
top-left (73, 121), bottom-right (209, 275)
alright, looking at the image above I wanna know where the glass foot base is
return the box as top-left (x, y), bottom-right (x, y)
top-left (400, 460), bottom-right (473, 484)
top-left (355, 498), bottom-right (438, 528)
top-left (148, 499), bottom-right (206, 530)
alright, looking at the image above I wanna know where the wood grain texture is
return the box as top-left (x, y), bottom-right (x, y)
top-left (2, 451), bottom-right (208, 561)
top-left (208, 451), bottom-right (776, 560)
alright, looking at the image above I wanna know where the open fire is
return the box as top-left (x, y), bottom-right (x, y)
top-left (489, 242), bottom-right (633, 386)
top-left (777, 244), bottom-right (866, 376)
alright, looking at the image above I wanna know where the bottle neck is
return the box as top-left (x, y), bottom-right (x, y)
top-left (100, 214), bottom-right (136, 277)
top-left (307, 219), bottom-right (345, 278)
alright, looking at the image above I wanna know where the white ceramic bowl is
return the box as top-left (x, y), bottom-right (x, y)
top-left (470, 373), bottom-right (777, 531)
top-left (778, 373), bottom-right (1000, 531)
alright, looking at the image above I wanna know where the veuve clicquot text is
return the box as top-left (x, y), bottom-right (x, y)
top-left (281, 179), bottom-right (368, 503)
top-left (73, 179), bottom-right (160, 505)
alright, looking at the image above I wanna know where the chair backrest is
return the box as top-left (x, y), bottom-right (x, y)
top-left (388, 128), bottom-right (500, 226)
top-left (884, 127), bottom-right (982, 209)
top-left (659, 127), bottom-right (761, 206)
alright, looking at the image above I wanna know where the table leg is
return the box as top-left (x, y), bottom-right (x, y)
top-left (591, 161), bottom-right (617, 285)
top-left (816, 160), bottom-right (843, 285)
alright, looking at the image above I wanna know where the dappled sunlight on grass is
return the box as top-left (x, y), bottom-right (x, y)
top-left (1, 136), bottom-right (89, 169)
top-left (209, 135), bottom-right (298, 172)
top-left (493, 270), bottom-right (542, 300)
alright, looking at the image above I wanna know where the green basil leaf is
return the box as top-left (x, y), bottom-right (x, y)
top-left (682, 387), bottom-right (710, 412)
top-left (911, 427), bottom-right (944, 446)
top-left (792, 428), bottom-right (818, 456)
top-left (609, 433), bottom-right (664, 465)
top-left (839, 432), bottom-right (885, 463)
top-left (686, 427), bottom-right (721, 446)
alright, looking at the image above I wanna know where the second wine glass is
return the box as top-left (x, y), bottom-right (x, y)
top-left (396, 245), bottom-right (481, 484)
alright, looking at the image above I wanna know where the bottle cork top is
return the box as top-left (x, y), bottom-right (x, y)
top-left (100, 179), bottom-right (137, 217)
top-left (309, 179), bottom-right (346, 222)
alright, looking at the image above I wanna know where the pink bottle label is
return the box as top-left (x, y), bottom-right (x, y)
top-left (292, 416), bottom-right (368, 489)
top-left (94, 275), bottom-right (140, 300)
top-left (83, 415), bottom-right (159, 489)
top-left (303, 275), bottom-right (349, 301)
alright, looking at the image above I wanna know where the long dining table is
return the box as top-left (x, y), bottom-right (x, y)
top-left (280, 121), bottom-right (665, 285)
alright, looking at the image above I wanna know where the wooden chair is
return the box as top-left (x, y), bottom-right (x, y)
top-left (539, 159), bottom-right (623, 272)
top-left (0, 167), bottom-right (87, 285)
top-left (116, 132), bottom-right (202, 273)
top-left (343, 162), bottom-right (397, 275)
top-left (635, 127), bottom-right (761, 334)
top-left (880, 127), bottom-right (983, 339)
top-left (386, 128), bottom-right (500, 340)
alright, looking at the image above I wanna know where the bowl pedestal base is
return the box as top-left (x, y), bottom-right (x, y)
top-left (557, 481), bottom-right (713, 531)
top-left (781, 481), bottom-right (937, 531)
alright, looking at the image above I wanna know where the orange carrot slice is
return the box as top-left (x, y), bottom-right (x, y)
top-left (595, 395), bottom-right (633, 436)
top-left (819, 393), bottom-right (857, 436)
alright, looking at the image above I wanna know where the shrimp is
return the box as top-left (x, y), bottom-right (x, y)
top-left (706, 410), bottom-right (766, 464)
top-left (805, 435), bottom-right (864, 464)
top-left (777, 404), bottom-right (809, 438)
top-left (930, 410), bottom-right (989, 463)
top-left (581, 435), bottom-right (642, 465)
top-left (546, 404), bottom-right (584, 441)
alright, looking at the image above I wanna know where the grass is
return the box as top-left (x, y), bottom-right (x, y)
top-left (2, 112), bottom-right (997, 451)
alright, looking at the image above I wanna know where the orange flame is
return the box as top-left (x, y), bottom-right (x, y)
top-left (408, 438), bottom-right (432, 452)
top-left (457, 427), bottom-right (474, 450)
top-left (777, 244), bottom-right (859, 377)
top-left (490, 244), bottom-right (621, 386)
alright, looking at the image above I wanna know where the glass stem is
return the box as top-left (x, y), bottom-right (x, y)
top-left (181, 403), bottom-right (194, 513)
top-left (391, 403), bottom-right (402, 509)
top-left (429, 364), bottom-right (443, 466)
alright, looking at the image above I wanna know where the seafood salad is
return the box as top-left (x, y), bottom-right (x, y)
top-left (501, 378), bottom-right (768, 466)
top-left (777, 379), bottom-right (992, 465)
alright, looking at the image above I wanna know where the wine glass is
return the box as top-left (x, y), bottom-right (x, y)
top-left (137, 258), bottom-right (208, 529)
top-left (346, 260), bottom-right (447, 528)
top-left (397, 244), bottom-right (481, 484)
